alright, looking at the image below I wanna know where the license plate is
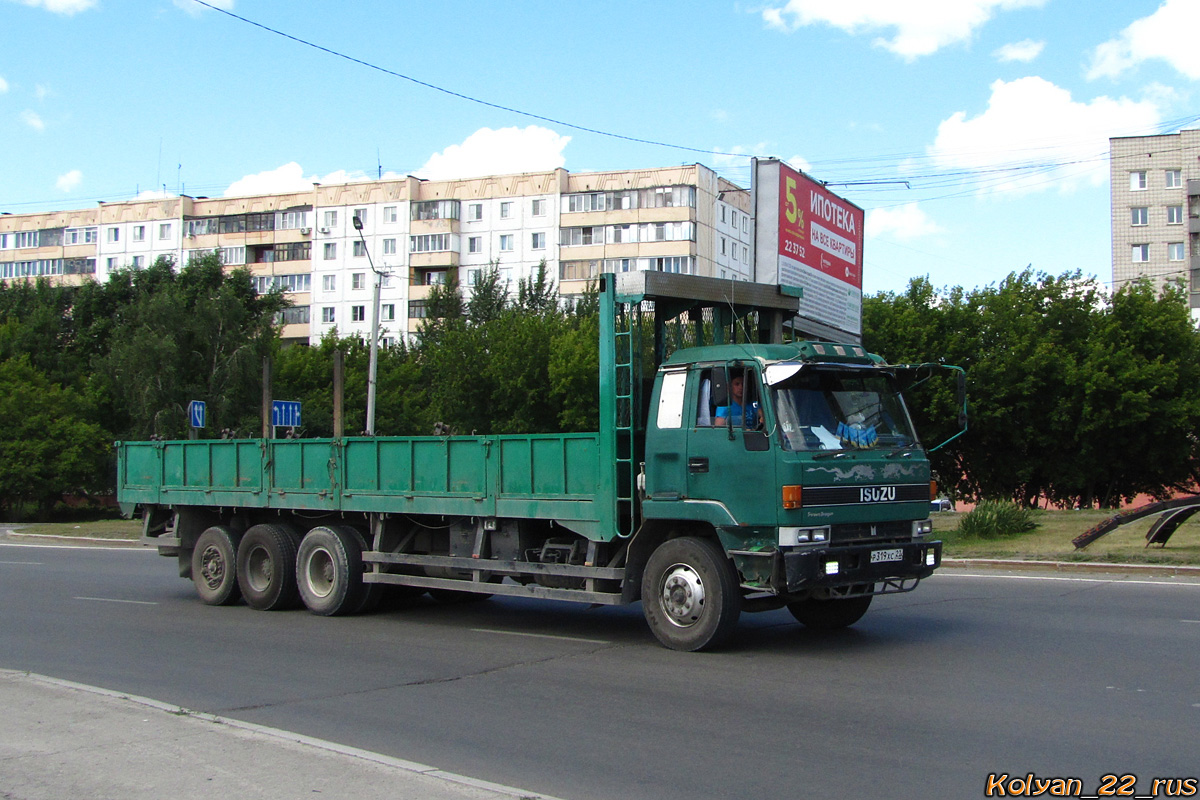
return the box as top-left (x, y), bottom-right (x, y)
top-left (870, 548), bottom-right (904, 564)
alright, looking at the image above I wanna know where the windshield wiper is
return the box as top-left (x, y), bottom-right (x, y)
top-left (812, 449), bottom-right (850, 460)
top-left (886, 441), bottom-right (923, 459)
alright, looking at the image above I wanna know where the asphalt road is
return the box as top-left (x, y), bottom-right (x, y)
top-left (2, 541), bottom-right (1198, 800)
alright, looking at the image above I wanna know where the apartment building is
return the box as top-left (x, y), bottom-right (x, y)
top-left (1109, 129), bottom-right (1200, 314)
top-left (0, 164), bottom-right (754, 345)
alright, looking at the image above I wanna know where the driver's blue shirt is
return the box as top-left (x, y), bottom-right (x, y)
top-left (716, 400), bottom-right (759, 427)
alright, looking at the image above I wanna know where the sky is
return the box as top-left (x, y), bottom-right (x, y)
top-left (1, 0), bottom-right (1197, 295)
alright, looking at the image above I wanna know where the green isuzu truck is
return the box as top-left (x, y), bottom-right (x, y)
top-left (118, 271), bottom-right (962, 651)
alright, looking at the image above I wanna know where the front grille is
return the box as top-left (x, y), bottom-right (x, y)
top-left (804, 483), bottom-right (929, 507)
top-left (830, 520), bottom-right (911, 544)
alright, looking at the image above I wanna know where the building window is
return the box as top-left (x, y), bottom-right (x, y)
top-left (132, 226), bottom-right (145, 242)
top-left (323, 274), bottom-right (336, 292)
top-left (743, 217), bottom-right (749, 233)
top-left (531, 232), bottom-right (545, 250)
top-left (107, 227), bottom-right (120, 243)
top-left (352, 272), bottom-right (366, 290)
top-left (158, 223), bottom-right (172, 240)
top-left (1169, 243), bottom-right (1185, 261)
top-left (721, 237), bottom-right (727, 255)
top-left (500, 234), bottom-right (514, 252)
top-left (1131, 207), bottom-right (1148, 226)
top-left (384, 206), bottom-right (397, 223)
top-left (731, 210), bottom-right (737, 228)
top-left (408, 300), bottom-right (428, 319)
top-left (322, 307), bottom-right (336, 323)
top-left (253, 274), bottom-right (311, 294)
top-left (559, 226), bottom-right (604, 246)
top-left (1130, 171), bottom-right (1148, 191)
top-left (468, 236), bottom-right (482, 254)
top-left (1167, 205), bottom-right (1184, 225)
top-left (323, 210), bottom-right (338, 228)
top-left (381, 303), bottom-right (395, 321)
top-left (279, 210), bottom-right (308, 230)
top-left (410, 233), bottom-right (451, 252)
top-left (107, 257), bottom-right (117, 270)
top-left (324, 242), bottom-right (337, 260)
top-left (131, 255), bottom-right (145, 269)
top-left (565, 193), bottom-right (605, 213)
top-left (352, 305), bottom-right (366, 322)
top-left (383, 238), bottom-right (396, 255)
top-left (14, 231), bottom-right (39, 248)
top-left (1166, 170), bottom-right (1183, 188)
top-left (532, 199), bottom-right (545, 216)
top-left (469, 203), bottom-right (483, 221)
top-left (353, 240), bottom-right (366, 257)
top-left (353, 208), bottom-right (367, 226)
top-left (411, 200), bottom-right (461, 221)
top-left (500, 201), bottom-right (513, 219)
top-left (278, 306), bottom-right (310, 325)
top-left (1132, 244), bottom-right (1150, 262)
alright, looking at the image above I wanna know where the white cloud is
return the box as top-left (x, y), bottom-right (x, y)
top-left (0, 76), bottom-right (9, 94)
top-left (173, 0), bottom-right (234, 17)
top-left (994, 39), bottom-right (1044, 63)
top-left (9, 0), bottom-right (97, 14)
top-left (35, 84), bottom-right (50, 101)
top-left (223, 162), bottom-right (372, 197)
top-left (56, 169), bottom-right (82, 192)
top-left (929, 77), bottom-right (1160, 194)
top-left (1088, 0), bottom-right (1200, 80)
top-left (761, 0), bottom-right (1046, 60)
top-left (414, 126), bottom-right (571, 180)
top-left (867, 203), bottom-right (943, 240)
top-left (20, 110), bottom-right (44, 131)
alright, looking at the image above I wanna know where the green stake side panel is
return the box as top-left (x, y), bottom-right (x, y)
top-left (117, 432), bottom-right (605, 533)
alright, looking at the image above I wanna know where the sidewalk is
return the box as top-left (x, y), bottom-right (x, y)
top-left (0, 670), bottom-right (563, 800)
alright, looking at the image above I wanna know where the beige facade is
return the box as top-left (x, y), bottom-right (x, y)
top-left (1109, 130), bottom-right (1200, 312)
top-left (1, 164), bottom-right (755, 344)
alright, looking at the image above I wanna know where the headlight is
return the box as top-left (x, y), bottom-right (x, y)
top-left (913, 519), bottom-right (933, 537)
top-left (779, 526), bottom-right (830, 546)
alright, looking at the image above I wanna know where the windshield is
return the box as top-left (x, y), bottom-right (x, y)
top-left (770, 367), bottom-right (918, 452)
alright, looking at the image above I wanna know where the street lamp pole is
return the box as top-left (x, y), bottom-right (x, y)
top-left (352, 214), bottom-right (385, 436)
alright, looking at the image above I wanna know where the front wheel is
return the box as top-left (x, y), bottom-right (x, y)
top-left (641, 536), bottom-right (740, 651)
top-left (787, 593), bottom-right (872, 630)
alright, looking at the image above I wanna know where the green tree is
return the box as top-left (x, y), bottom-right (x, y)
top-left (0, 357), bottom-right (110, 519)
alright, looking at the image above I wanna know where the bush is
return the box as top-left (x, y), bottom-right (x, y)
top-left (957, 501), bottom-right (1038, 539)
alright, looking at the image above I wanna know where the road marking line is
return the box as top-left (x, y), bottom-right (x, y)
top-left (74, 596), bottom-right (158, 606)
top-left (471, 628), bottom-right (610, 644)
top-left (0, 560), bottom-right (43, 565)
top-left (944, 572), bottom-right (1200, 588)
top-left (1182, 619), bottom-right (1200, 624)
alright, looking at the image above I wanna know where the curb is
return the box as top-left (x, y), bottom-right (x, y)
top-left (941, 557), bottom-right (1200, 578)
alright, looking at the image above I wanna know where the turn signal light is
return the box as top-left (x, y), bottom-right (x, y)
top-left (782, 485), bottom-right (802, 509)
top-left (930, 479), bottom-right (938, 501)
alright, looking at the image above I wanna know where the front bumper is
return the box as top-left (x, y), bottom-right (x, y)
top-left (780, 539), bottom-right (941, 595)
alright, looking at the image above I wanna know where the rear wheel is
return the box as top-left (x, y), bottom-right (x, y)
top-left (296, 525), bottom-right (366, 616)
top-left (191, 526), bottom-right (242, 606)
top-left (237, 523), bottom-right (301, 611)
top-left (787, 593), bottom-right (873, 630)
top-left (642, 536), bottom-right (740, 651)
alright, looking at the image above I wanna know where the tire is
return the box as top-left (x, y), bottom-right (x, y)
top-left (296, 525), bottom-right (366, 616)
top-left (641, 536), bottom-right (741, 651)
top-left (191, 526), bottom-right (242, 606)
top-left (787, 593), bottom-right (873, 630)
top-left (236, 523), bottom-right (301, 611)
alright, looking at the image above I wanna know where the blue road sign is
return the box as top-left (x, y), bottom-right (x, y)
top-left (272, 400), bottom-right (302, 428)
top-left (188, 400), bottom-right (206, 429)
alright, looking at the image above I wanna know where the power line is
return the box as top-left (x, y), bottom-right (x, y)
top-left (191, 0), bottom-right (763, 161)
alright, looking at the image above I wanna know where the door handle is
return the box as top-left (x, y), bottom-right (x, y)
top-left (688, 457), bottom-right (709, 473)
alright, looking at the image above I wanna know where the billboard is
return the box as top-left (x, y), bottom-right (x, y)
top-left (755, 160), bottom-right (864, 339)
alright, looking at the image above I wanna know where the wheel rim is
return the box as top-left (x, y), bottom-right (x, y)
top-left (304, 547), bottom-right (336, 598)
top-left (659, 562), bottom-right (705, 628)
top-left (246, 545), bottom-right (273, 593)
top-left (200, 545), bottom-right (226, 590)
